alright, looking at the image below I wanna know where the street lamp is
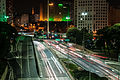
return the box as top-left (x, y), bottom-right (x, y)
top-left (81, 12), bottom-right (88, 49)
top-left (82, 12), bottom-right (91, 80)
top-left (66, 16), bottom-right (70, 28)
top-left (47, 0), bottom-right (54, 38)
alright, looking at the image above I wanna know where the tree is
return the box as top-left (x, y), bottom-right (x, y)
top-left (0, 22), bottom-right (18, 58)
top-left (96, 26), bottom-right (109, 54)
top-left (108, 23), bottom-right (120, 59)
top-left (66, 27), bottom-right (93, 47)
top-left (81, 28), bottom-right (93, 48)
top-left (66, 27), bottom-right (81, 44)
top-left (96, 23), bottom-right (120, 60)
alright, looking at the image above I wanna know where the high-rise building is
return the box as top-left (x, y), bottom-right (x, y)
top-left (6, 0), bottom-right (13, 24)
top-left (0, 0), bottom-right (7, 22)
top-left (74, 0), bottom-right (109, 32)
top-left (0, 0), bottom-right (13, 23)
top-left (39, 0), bottom-right (74, 22)
top-left (49, 0), bottom-right (74, 22)
top-left (108, 6), bottom-right (120, 26)
top-left (21, 14), bottom-right (29, 26)
top-left (35, 14), bottom-right (40, 22)
top-left (14, 16), bottom-right (21, 26)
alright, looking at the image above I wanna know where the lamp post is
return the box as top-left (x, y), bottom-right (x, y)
top-left (47, 0), bottom-right (50, 38)
top-left (66, 16), bottom-right (70, 28)
top-left (47, 0), bottom-right (54, 38)
top-left (82, 12), bottom-right (91, 80)
top-left (81, 12), bottom-right (88, 50)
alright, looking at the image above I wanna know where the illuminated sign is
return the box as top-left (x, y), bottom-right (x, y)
top-left (58, 4), bottom-right (63, 7)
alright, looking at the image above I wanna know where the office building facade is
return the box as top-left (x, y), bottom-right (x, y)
top-left (108, 6), bottom-right (120, 26)
top-left (0, 0), bottom-right (7, 22)
top-left (74, 0), bottom-right (109, 32)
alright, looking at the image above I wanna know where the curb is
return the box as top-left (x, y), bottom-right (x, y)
top-left (31, 39), bottom-right (43, 78)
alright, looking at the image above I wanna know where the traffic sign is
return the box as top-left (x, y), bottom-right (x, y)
top-left (65, 39), bottom-right (70, 41)
top-left (55, 39), bottom-right (60, 41)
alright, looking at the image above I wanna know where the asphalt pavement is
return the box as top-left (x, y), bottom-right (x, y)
top-left (45, 40), bottom-right (120, 80)
top-left (9, 36), bottom-right (39, 80)
top-left (33, 40), bottom-right (71, 80)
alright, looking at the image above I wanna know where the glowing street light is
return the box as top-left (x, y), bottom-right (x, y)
top-left (66, 16), bottom-right (70, 20)
top-left (66, 16), bottom-right (70, 28)
top-left (81, 12), bottom-right (88, 49)
top-left (49, 3), bottom-right (54, 6)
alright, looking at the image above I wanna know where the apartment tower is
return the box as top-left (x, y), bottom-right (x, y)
top-left (74, 0), bottom-right (109, 32)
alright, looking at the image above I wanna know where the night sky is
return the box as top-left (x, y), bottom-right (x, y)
top-left (14, 0), bottom-right (120, 16)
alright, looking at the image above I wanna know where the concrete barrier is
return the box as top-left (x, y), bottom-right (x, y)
top-left (32, 40), bottom-right (43, 78)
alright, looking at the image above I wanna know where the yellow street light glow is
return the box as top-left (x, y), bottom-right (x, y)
top-left (49, 3), bottom-right (54, 6)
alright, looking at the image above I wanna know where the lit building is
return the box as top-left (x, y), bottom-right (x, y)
top-left (29, 8), bottom-right (35, 23)
top-left (40, 3), bottom-right (44, 21)
top-left (21, 14), bottom-right (29, 27)
top-left (39, 0), bottom-right (47, 21)
top-left (49, 0), bottom-right (74, 22)
top-left (74, 0), bottom-right (109, 32)
top-left (0, 0), bottom-right (7, 22)
top-left (35, 14), bottom-right (40, 22)
top-left (39, 0), bottom-right (74, 22)
top-left (14, 17), bottom-right (21, 26)
top-left (6, 0), bottom-right (13, 24)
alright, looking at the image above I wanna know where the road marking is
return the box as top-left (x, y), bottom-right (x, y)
top-left (35, 45), bottom-right (43, 78)
top-left (27, 39), bottom-right (31, 79)
top-left (21, 42), bottom-right (23, 78)
top-left (51, 57), bottom-right (62, 74)
top-left (53, 56), bottom-right (65, 73)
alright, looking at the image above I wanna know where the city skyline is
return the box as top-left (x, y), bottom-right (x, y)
top-left (14, 0), bottom-right (120, 15)
top-left (0, 0), bottom-right (120, 80)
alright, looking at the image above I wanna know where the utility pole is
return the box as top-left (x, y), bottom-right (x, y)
top-left (81, 12), bottom-right (88, 50)
top-left (47, 0), bottom-right (50, 38)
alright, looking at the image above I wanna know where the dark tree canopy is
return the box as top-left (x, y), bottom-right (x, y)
top-left (0, 22), bottom-right (18, 58)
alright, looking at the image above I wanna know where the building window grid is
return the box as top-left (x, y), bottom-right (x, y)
top-left (77, 0), bottom-right (108, 31)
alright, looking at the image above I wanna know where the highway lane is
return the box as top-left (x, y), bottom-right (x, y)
top-left (9, 36), bottom-right (40, 80)
top-left (21, 37), bottom-right (38, 78)
top-left (45, 40), bottom-right (120, 80)
top-left (33, 40), bottom-right (71, 80)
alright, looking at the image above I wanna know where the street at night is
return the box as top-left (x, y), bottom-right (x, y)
top-left (0, 0), bottom-right (120, 80)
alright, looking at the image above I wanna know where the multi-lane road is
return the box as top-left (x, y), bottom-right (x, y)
top-left (33, 40), bottom-right (70, 80)
top-left (9, 36), bottom-right (70, 80)
top-left (44, 40), bottom-right (120, 80)
top-left (9, 36), bottom-right (40, 80)
top-left (9, 36), bottom-right (120, 80)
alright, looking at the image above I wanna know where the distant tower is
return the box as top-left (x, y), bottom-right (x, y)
top-left (40, 3), bottom-right (43, 21)
top-left (0, 0), bottom-right (7, 22)
top-left (32, 8), bottom-right (35, 15)
top-left (30, 8), bottom-right (35, 23)
top-left (6, 0), bottom-right (13, 24)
